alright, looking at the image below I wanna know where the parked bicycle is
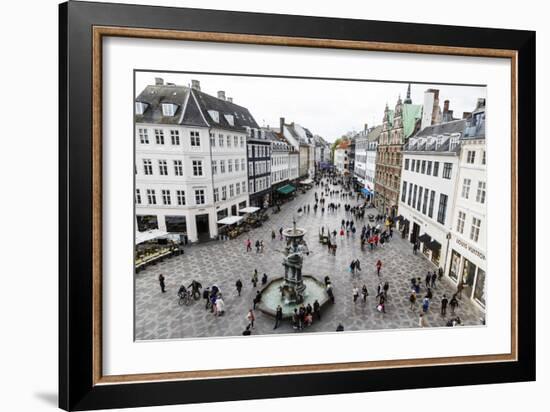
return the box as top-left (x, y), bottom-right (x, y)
top-left (177, 287), bottom-right (192, 306)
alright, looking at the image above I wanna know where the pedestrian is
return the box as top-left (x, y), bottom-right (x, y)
top-left (422, 296), bottom-right (430, 313)
top-left (355, 259), bottom-right (362, 271)
top-left (327, 284), bottom-right (335, 303)
top-left (235, 279), bottom-right (243, 296)
top-left (261, 273), bottom-right (268, 285)
top-left (409, 291), bottom-right (417, 310)
top-left (203, 287), bottom-right (211, 309)
top-left (292, 308), bottom-right (300, 330)
top-left (349, 260), bottom-right (356, 275)
top-left (450, 294), bottom-right (459, 315)
top-left (158, 273), bottom-right (166, 293)
top-left (336, 323), bottom-right (345, 332)
top-left (413, 242), bottom-right (418, 255)
top-left (253, 290), bottom-right (262, 309)
top-left (361, 284), bottom-right (369, 302)
top-left (215, 294), bottom-right (225, 316)
top-left (383, 281), bottom-right (389, 297)
top-left (274, 305), bottom-right (283, 329)
top-left (313, 299), bottom-right (321, 320)
top-left (376, 259), bottom-right (382, 276)
top-left (271, 229), bottom-right (276, 240)
top-left (441, 294), bottom-right (449, 316)
top-left (260, 240), bottom-right (264, 253)
top-left (279, 227), bottom-right (283, 240)
top-left (431, 272), bottom-right (437, 288)
top-left (246, 309), bottom-right (255, 329)
top-left (255, 239), bottom-right (260, 253)
top-left (246, 238), bottom-right (252, 252)
top-left (252, 269), bottom-right (258, 288)
top-left (419, 313), bottom-right (426, 327)
top-left (457, 281), bottom-right (465, 299)
top-left (352, 286), bottom-right (359, 303)
top-left (425, 272), bottom-right (431, 288)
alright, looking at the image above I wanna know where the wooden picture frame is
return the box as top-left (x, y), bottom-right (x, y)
top-left (59, 1), bottom-right (535, 410)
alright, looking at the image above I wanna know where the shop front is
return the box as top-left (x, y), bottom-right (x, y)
top-left (445, 236), bottom-right (486, 310)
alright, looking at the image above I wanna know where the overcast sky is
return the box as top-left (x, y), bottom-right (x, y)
top-left (136, 71), bottom-right (486, 143)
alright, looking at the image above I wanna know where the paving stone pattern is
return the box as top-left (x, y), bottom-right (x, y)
top-left (135, 184), bottom-right (484, 340)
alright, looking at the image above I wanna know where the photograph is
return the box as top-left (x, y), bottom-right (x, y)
top-left (133, 71), bottom-right (487, 340)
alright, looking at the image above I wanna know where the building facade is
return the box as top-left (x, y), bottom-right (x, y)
top-left (365, 125), bottom-right (382, 200)
top-left (135, 79), bottom-right (257, 243)
top-left (280, 117), bottom-right (315, 178)
top-left (247, 129), bottom-right (272, 208)
top-left (398, 119), bottom-right (466, 271)
top-left (444, 101), bottom-right (487, 310)
top-left (334, 140), bottom-right (350, 175)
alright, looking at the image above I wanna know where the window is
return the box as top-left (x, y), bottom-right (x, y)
top-left (227, 135), bottom-right (231, 147)
top-left (401, 181), bottom-right (407, 202)
top-left (411, 159), bottom-right (415, 171)
top-left (192, 160), bottom-right (203, 176)
top-left (417, 187), bottom-right (423, 211)
top-left (407, 182), bottom-right (413, 206)
top-left (176, 190), bottom-right (185, 205)
top-left (240, 136), bottom-right (244, 147)
top-left (154, 129), bottom-right (164, 145)
top-left (236, 182), bottom-right (240, 195)
top-left (404, 159), bottom-right (409, 170)
top-left (476, 181), bottom-right (486, 204)
top-left (242, 181), bottom-right (246, 193)
top-left (422, 188), bottom-right (429, 215)
top-left (195, 189), bottom-right (205, 205)
top-left (426, 161), bottom-right (432, 175)
top-left (221, 186), bottom-right (227, 200)
top-left (442, 162), bottom-right (452, 179)
top-left (241, 159), bottom-right (245, 171)
top-left (174, 160), bottom-right (183, 176)
top-left (190, 131), bottom-right (200, 147)
top-left (412, 184), bottom-right (418, 207)
top-left (234, 159), bottom-right (239, 171)
top-left (212, 160), bottom-right (217, 175)
top-left (210, 132), bottom-right (215, 147)
top-left (161, 189), bottom-right (171, 205)
top-left (228, 159), bottom-right (233, 173)
top-left (416, 160), bottom-right (420, 173)
top-left (470, 217), bottom-right (481, 242)
top-left (135, 189), bottom-right (141, 204)
top-left (421, 160), bottom-right (426, 174)
top-left (482, 150), bottom-right (486, 165)
top-left (249, 180), bottom-right (254, 193)
top-left (437, 193), bottom-right (448, 225)
top-left (146, 189), bottom-right (156, 205)
top-left (248, 162), bottom-right (253, 177)
top-left (170, 130), bottom-right (180, 145)
top-left (234, 136), bottom-right (239, 147)
top-left (229, 184), bottom-right (234, 197)
top-left (467, 150), bottom-right (476, 164)
top-left (220, 160), bottom-right (225, 173)
top-left (219, 134), bottom-right (224, 147)
top-left (143, 159), bottom-right (153, 175)
top-left (158, 160), bottom-right (168, 176)
top-left (428, 190), bottom-right (435, 218)
top-left (433, 161), bottom-right (439, 177)
top-left (457, 211), bottom-right (466, 234)
top-left (138, 128), bottom-right (149, 144)
top-left (213, 188), bottom-right (219, 202)
top-left (462, 178), bottom-right (471, 198)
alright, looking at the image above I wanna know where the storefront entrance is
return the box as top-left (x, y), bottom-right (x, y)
top-left (195, 214), bottom-right (210, 242)
top-left (411, 223), bottom-right (420, 244)
top-left (461, 258), bottom-right (476, 298)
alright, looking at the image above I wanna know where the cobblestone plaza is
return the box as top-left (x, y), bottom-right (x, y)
top-left (135, 186), bottom-right (484, 340)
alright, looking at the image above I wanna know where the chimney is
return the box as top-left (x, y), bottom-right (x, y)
top-left (227, 97), bottom-right (233, 103)
top-left (443, 100), bottom-right (450, 113)
top-left (462, 112), bottom-right (472, 119)
top-left (191, 80), bottom-right (201, 91)
top-left (217, 90), bottom-right (226, 100)
top-left (155, 77), bottom-right (164, 86)
top-left (280, 117), bottom-right (285, 133)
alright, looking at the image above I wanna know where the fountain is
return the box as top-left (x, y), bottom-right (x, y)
top-left (257, 220), bottom-right (330, 319)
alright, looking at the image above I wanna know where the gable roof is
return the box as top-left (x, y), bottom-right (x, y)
top-left (367, 125), bottom-right (383, 142)
top-left (415, 119), bottom-right (466, 138)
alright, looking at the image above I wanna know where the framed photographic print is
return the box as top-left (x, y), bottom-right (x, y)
top-left (59, 1), bottom-right (536, 410)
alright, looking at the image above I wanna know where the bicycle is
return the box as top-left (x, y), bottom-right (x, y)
top-left (178, 291), bottom-right (192, 306)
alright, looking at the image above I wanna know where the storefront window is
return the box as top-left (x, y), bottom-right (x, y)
top-left (136, 215), bottom-right (158, 232)
top-left (449, 250), bottom-right (461, 281)
top-left (431, 248), bottom-right (440, 265)
top-left (474, 268), bottom-right (486, 307)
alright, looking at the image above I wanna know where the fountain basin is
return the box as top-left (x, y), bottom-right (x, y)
top-left (257, 275), bottom-right (331, 319)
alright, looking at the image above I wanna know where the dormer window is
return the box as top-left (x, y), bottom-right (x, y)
top-left (135, 101), bottom-right (148, 115)
top-left (224, 114), bottom-right (235, 126)
top-left (208, 110), bottom-right (220, 123)
top-left (161, 103), bottom-right (177, 117)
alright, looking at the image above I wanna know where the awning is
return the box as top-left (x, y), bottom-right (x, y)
top-left (361, 187), bottom-right (373, 195)
top-left (277, 184), bottom-right (296, 195)
top-left (217, 216), bottom-right (243, 225)
top-left (239, 206), bottom-right (260, 214)
top-left (299, 179), bottom-right (313, 185)
top-left (135, 229), bottom-right (168, 244)
top-left (418, 233), bottom-right (431, 243)
top-left (426, 239), bottom-right (442, 251)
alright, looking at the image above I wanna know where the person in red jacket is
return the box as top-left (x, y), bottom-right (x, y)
top-left (376, 259), bottom-right (382, 276)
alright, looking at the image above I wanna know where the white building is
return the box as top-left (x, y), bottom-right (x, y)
top-left (365, 125), bottom-right (382, 199)
top-left (135, 78), bottom-right (258, 243)
top-left (353, 128), bottom-right (368, 188)
top-left (444, 101), bottom-right (487, 310)
top-left (279, 117), bottom-right (315, 178)
top-left (334, 140), bottom-right (350, 174)
top-left (269, 130), bottom-right (292, 187)
top-left (398, 119), bottom-right (466, 270)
